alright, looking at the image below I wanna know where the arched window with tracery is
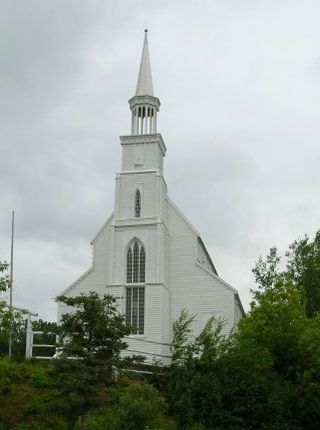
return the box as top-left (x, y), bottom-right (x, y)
top-left (126, 240), bottom-right (145, 283)
top-left (135, 189), bottom-right (141, 217)
top-left (126, 240), bottom-right (145, 334)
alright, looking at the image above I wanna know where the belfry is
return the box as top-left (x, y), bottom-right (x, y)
top-left (130, 30), bottom-right (160, 135)
top-left (58, 31), bottom-right (244, 363)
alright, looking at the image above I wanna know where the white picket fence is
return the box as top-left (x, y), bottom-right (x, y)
top-left (25, 311), bottom-right (56, 359)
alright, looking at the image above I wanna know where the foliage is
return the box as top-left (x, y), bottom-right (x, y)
top-left (26, 359), bottom-right (105, 421)
top-left (0, 258), bottom-right (55, 359)
top-left (0, 315), bottom-right (57, 360)
top-left (286, 230), bottom-right (320, 317)
top-left (44, 292), bottom-right (143, 420)
top-left (0, 261), bottom-right (10, 293)
top-left (2, 230), bottom-right (320, 430)
top-left (252, 246), bottom-right (283, 297)
top-left (166, 310), bottom-right (230, 429)
top-left (0, 311), bottom-right (26, 359)
top-left (0, 261), bottom-right (11, 332)
top-left (0, 357), bottom-right (21, 394)
top-left (0, 357), bottom-right (104, 429)
top-left (56, 292), bottom-right (139, 385)
top-left (165, 232), bottom-right (320, 429)
top-left (252, 231), bottom-right (320, 317)
top-left (77, 382), bottom-right (176, 430)
top-left (0, 292), bottom-right (151, 428)
top-left (233, 279), bottom-right (320, 429)
top-left (0, 358), bottom-right (174, 430)
top-left (0, 358), bottom-right (70, 430)
top-left (0, 260), bottom-right (24, 358)
top-left (56, 293), bottom-right (130, 361)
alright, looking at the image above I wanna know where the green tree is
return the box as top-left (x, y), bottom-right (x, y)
top-left (246, 242), bottom-right (320, 427)
top-left (56, 292), bottom-right (135, 384)
top-left (0, 262), bottom-right (45, 359)
top-left (0, 261), bottom-right (11, 332)
top-left (166, 310), bottom-right (230, 429)
top-left (286, 231), bottom-right (320, 317)
top-left (237, 281), bottom-right (320, 428)
top-left (0, 260), bottom-right (19, 358)
top-left (0, 312), bottom-right (26, 359)
top-left (0, 261), bottom-right (9, 291)
top-left (252, 246), bottom-right (282, 296)
top-left (252, 231), bottom-right (320, 318)
top-left (8, 293), bottom-right (144, 425)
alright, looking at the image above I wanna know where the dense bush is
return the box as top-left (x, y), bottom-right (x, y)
top-left (77, 383), bottom-right (176, 430)
top-left (0, 358), bottom-right (174, 430)
top-left (0, 359), bottom-right (71, 430)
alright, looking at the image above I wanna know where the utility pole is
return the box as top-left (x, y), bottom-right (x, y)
top-left (9, 211), bottom-right (14, 358)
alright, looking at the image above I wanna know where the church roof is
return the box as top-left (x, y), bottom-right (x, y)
top-left (135, 29), bottom-right (154, 96)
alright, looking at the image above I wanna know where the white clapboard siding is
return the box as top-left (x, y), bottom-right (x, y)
top-left (57, 84), bottom-right (244, 363)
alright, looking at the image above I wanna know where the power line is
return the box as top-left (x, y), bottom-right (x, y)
top-left (126, 336), bottom-right (172, 347)
top-left (126, 348), bottom-right (171, 359)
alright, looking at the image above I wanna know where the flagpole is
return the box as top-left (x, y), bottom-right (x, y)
top-left (9, 210), bottom-right (14, 358)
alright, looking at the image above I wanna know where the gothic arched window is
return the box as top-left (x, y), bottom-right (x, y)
top-left (126, 240), bottom-right (145, 283)
top-left (135, 189), bottom-right (141, 217)
top-left (126, 240), bottom-right (146, 334)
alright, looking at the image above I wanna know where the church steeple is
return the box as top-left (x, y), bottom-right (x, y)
top-left (136, 29), bottom-right (154, 96)
top-left (129, 30), bottom-right (160, 135)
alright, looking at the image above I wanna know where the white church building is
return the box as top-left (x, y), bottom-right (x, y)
top-left (58, 30), bottom-right (244, 363)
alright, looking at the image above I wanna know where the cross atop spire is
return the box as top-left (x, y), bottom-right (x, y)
top-left (135, 29), bottom-right (154, 96)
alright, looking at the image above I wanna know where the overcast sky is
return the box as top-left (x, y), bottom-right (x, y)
top-left (1, 0), bottom-right (320, 321)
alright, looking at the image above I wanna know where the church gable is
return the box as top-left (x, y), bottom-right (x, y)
top-left (196, 237), bottom-right (218, 275)
top-left (59, 213), bottom-right (114, 299)
top-left (91, 212), bottom-right (114, 245)
top-left (59, 266), bottom-right (94, 299)
top-left (167, 198), bottom-right (218, 275)
top-left (167, 197), bottom-right (200, 236)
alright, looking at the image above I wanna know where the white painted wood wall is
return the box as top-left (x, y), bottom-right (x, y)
top-left (58, 131), bottom-right (244, 365)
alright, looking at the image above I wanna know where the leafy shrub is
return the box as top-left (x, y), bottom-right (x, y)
top-left (0, 357), bottom-right (21, 394)
top-left (77, 382), bottom-right (176, 430)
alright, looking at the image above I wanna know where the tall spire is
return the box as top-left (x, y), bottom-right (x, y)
top-left (135, 29), bottom-right (154, 96)
top-left (129, 30), bottom-right (160, 135)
